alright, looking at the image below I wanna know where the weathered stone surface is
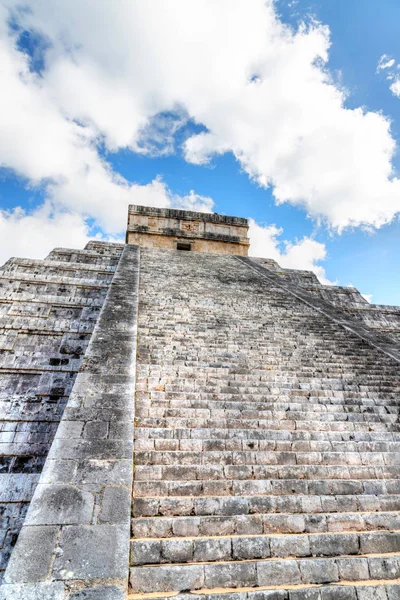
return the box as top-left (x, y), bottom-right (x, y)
top-left (5, 526), bottom-right (59, 583)
top-left (52, 525), bottom-right (128, 580)
top-left (68, 587), bottom-right (125, 600)
top-left (98, 486), bottom-right (131, 524)
top-left (0, 242), bottom-right (124, 578)
top-left (128, 246), bottom-right (400, 598)
top-left (4, 208), bottom-right (400, 598)
top-left (2, 244), bottom-right (139, 596)
top-left (0, 582), bottom-right (65, 600)
top-left (127, 204), bottom-right (250, 255)
top-left (25, 484), bottom-right (94, 525)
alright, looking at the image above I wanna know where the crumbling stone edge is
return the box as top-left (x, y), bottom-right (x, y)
top-left (238, 256), bottom-right (400, 365)
top-left (0, 245), bottom-right (140, 600)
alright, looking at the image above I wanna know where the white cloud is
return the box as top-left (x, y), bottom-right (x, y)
top-left (390, 79), bottom-right (400, 98)
top-left (361, 293), bottom-right (372, 303)
top-left (248, 219), bottom-right (332, 284)
top-left (376, 54), bottom-right (400, 98)
top-left (377, 54), bottom-right (396, 71)
top-left (0, 4), bottom-right (213, 250)
top-left (0, 205), bottom-right (91, 266)
top-left (0, 0), bottom-right (399, 253)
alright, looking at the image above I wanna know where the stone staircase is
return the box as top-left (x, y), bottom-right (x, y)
top-left (129, 248), bottom-right (400, 600)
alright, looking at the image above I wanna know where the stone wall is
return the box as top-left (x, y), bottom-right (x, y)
top-left (0, 241), bottom-right (123, 582)
top-left (1, 244), bottom-right (139, 599)
top-left (126, 204), bottom-right (250, 255)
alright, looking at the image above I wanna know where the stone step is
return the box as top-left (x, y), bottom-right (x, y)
top-left (135, 416), bottom-right (400, 433)
top-left (127, 580), bottom-right (400, 600)
top-left (134, 437), bottom-right (400, 453)
top-left (129, 553), bottom-right (400, 593)
top-left (134, 450), bottom-right (400, 467)
top-left (130, 530), bottom-right (400, 565)
top-left (135, 407), bottom-right (400, 424)
top-left (132, 478), bottom-right (400, 498)
top-left (134, 427), bottom-right (400, 442)
top-left (139, 398), bottom-right (400, 413)
top-left (132, 495), bottom-right (400, 518)
top-left (131, 511), bottom-right (400, 538)
top-left (140, 381), bottom-right (400, 392)
top-left (139, 369), bottom-right (400, 378)
top-left (143, 382), bottom-right (400, 393)
top-left (134, 464), bottom-right (400, 482)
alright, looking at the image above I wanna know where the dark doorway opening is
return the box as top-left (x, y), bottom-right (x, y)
top-left (177, 242), bottom-right (192, 251)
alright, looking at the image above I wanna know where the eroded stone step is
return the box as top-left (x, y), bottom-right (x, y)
top-left (135, 407), bottom-right (400, 424)
top-left (127, 580), bottom-right (400, 600)
top-left (132, 495), bottom-right (400, 518)
top-left (133, 478), bottom-right (400, 498)
top-left (135, 416), bottom-right (400, 432)
top-left (129, 553), bottom-right (400, 593)
top-left (134, 450), bottom-right (400, 468)
top-left (130, 531), bottom-right (400, 565)
top-left (134, 438), bottom-right (400, 453)
top-left (131, 511), bottom-right (400, 538)
top-left (134, 464), bottom-right (400, 482)
top-left (138, 398), bottom-right (400, 414)
top-left (134, 427), bottom-right (400, 443)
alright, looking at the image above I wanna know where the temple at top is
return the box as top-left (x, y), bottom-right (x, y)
top-left (126, 204), bottom-right (250, 255)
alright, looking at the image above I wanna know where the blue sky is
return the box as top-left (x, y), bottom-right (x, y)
top-left (1, 0), bottom-right (400, 304)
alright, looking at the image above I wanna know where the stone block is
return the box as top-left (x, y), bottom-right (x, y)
top-left (270, 535), bottom-right (310, 558)
top-left (204, 562), bottom-right (257, 588)
top-left (131, 540), bottom-right (161, 565)
top-left (98, 486), bottom-right (131, 524)
top-left (193, 538), bottom-right (232, 562)
top-left (0, 582), bottom-right (65, 600)
top-left (336, 557), bottom-right (369, 581)
top-left (161, 539), bottom-right (193, 563)
top-left (232, 536), bottom-right (270, 560)
top-left (52, 525), bottom-right (128, 580)
top-left (40, 460), bottom-right (78, 485)
top-left (320, 587), bottom-right (357, 600)
top-left (257, 560), bottom-right (301, 586)
top-left (68, 587), bottom-right (125, 600)
top-left (310, 533), bottom-right (359, 557)
top-left (299, 559), bottom-right (339, 584)
top-left (355, 587), bottom-right (388, 600)
top-left (360, 533), bottom-right (400, 554)
top-left (130, 564), bottom-right (204, 593)
top-left (387, 585), bottom-right (400, 600)
top-left (368, 557), bottom-right (400, 580)
top-left (25, 484), bottom-right (94, 525)
top-left (74, 459), bottom-right (132, 485)
top-left (250, 591), bottom-right (289, 600)
top-left (289, 589), bottom-right (321, 600)
top-left (5, 526), bottom-right (59, 583)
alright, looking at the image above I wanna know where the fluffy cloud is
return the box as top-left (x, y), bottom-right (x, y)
top-left (0, 11), bottom-right (212, 237)
top-left (0, 205), bottom-right (91, 266)
top-left (248, 219), bottom-right (331, 284)
top-left (1, 0), bottom-right (400, 262)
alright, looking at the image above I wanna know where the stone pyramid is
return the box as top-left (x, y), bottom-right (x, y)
top-left (1, 207), bottom-right (400, 600)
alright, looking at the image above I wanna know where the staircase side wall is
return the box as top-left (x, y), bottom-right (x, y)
top-left (1, 244), bottom-right (139, 599)
top-left (0, 243), bottom-right (123, 581)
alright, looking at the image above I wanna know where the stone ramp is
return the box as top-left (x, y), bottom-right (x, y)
top-left (129, 248), bottom-right (400, 599)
